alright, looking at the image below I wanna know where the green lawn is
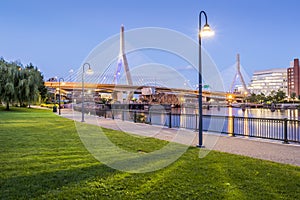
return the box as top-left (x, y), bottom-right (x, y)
top-left (0, 107), bottom-right (299, 199)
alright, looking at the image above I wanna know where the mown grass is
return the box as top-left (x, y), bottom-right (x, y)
top-left (0, 107), bottom-right (299, 199)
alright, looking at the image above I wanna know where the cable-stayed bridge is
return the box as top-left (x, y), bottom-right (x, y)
top-left (46, 25), bottom-right (246, 105)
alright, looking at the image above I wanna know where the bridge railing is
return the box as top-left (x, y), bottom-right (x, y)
top-left (73, 106), bottom-right (300, 143)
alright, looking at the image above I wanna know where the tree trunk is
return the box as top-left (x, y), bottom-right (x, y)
top-left (6, 101), bottom-right (9, 110)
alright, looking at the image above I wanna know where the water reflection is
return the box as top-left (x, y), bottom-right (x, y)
top-left (145, 105), bottom-right (299, 142)
top-left (203, 107), bottom-right (300, 120)
top-left (203, 106), bottom-right (299, 141)
top-left (243, 109), bottom-right (249, 137)
top-left (227, 107), bottom-right (233, 135)
top-left (287, 109), bottom-right (299, 120)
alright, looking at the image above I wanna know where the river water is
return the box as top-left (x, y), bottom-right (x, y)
top-left (167, 106), bottom-right (299, 142)
top-left (182, 107), bottom-right (300, 120)
top-left (107, 105), bottom-right (300, 142)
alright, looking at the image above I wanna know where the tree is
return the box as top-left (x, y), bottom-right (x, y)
top-left (36, 70), bottom-right (48, 102)
top-left (256, 93), bottom-right (266, 103)
top-left (274, 90), bottom-right (286, 102)
top-left (246, 93), bottom-right (257, 103)
top-left (25, 63), bottom-right (47, 107)
top-left (0, 58), bottom-right (48, 110)
top-left (0, 62), bottom-right (18, 110)
top-left (291, 92), bottom-right (296, 104)
top-left (16, 67), bottom-right (30, 107)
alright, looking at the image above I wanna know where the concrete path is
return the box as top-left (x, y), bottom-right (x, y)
top-left (59, 109), bottom-right (300, 167)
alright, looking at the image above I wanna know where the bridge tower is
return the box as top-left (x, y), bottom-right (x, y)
top-left (112, 25), bottom-right (134, 102)
top-left (230, 53), bottom-right (250, 94)
top-left (113, 25), bottom-right (133, 85)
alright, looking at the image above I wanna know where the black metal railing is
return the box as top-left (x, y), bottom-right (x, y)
top-left (73, 106), bottom-right (300, 144)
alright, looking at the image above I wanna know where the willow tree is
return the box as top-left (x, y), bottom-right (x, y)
top-left (17, 67), bottom-right (30, 107)
top-left (15, 63), bottom-right (46, 107)
top-left (0, 61), bottom-right (19, 110)
top-left (0, 58), bottom-right (48, 110)
top-left (26, 64), bottom-right (41, 107)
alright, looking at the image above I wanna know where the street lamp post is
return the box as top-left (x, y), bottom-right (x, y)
top-left (198, 11), bottom-right (214, 147)
top-left (58, 78), bottom-right (64, 115)
top-left (81, 63), bottom-right (93, 122)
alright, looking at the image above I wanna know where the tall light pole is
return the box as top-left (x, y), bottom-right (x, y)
top-left (58, 78), bottom-right (64, 115)
top-left (81, 63), bottom-right (93, 122)
top-left (198, 11), bottom-right (214, 147)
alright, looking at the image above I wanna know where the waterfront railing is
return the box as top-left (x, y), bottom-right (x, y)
top-left (74, 106), bottom-right (300, 143)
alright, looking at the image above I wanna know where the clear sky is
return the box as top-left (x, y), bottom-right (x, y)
top-left (1, 0), bottom-right (299, 86)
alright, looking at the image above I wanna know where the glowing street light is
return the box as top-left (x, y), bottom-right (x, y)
top-left (81, 63), bottom-right (93, 122)
top-left (198, 11), bottom-right (214, 147)
top-left (200, 24), bottom-right (215, 37)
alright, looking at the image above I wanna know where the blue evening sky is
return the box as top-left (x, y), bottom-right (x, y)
top-left (0, 0), bottom-right (299, 84)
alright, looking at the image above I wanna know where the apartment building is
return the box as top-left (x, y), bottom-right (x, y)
top-left (287, 58), bottom-right (300, 97)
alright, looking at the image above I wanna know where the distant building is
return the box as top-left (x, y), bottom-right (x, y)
top-left (248, 68), bottom-right (287, 95)
top-left (287, 58), bottom-right (300, 97)
top-left (232, 84), bottom-right (247, 94)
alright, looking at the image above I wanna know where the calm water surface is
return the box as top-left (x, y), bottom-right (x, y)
top-left (181, 107), bottom-right (300, 120)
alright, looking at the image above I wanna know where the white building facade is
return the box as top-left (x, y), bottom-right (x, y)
top-left (248, 68), bottom-right (287, 95)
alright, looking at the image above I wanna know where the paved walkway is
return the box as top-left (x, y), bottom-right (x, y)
top-left (58, 109), bottom-right (300, 167)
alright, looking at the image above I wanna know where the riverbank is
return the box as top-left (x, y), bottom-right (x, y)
top-left (60, 108), bottom-right (300, 166)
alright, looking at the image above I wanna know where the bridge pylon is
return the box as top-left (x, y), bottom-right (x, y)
top-left (113, 25), bottom-right (134, 102)
top-left (229, 53), bottom-right (250, 95)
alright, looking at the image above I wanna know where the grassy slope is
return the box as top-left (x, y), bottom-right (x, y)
top-left (0, 107), bottom-right (299, 199)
